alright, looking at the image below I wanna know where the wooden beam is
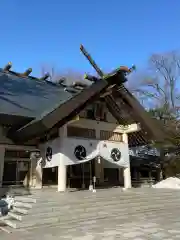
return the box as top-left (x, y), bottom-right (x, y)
top-left (115, 85), bottom-right (166, 142)
top-left (80, 44), bottom-right (104, 77)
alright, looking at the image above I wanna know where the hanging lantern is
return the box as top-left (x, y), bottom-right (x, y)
top-left (97, 156), bottom-right (101, 164)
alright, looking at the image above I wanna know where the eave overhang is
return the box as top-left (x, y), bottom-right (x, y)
top-left (9, 73), bottom-right (124, 143)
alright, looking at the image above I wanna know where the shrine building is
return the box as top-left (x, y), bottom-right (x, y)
top-left (0, 46), bottom-right (165, 192)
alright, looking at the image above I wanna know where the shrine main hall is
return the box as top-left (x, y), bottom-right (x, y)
top-left (0, 46), bottom-right (165, 192)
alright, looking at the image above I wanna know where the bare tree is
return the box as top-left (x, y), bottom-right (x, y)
top-left (129, 51), bottom-right (180, 177)
top-left (131, 51), bottom-right (180, 114)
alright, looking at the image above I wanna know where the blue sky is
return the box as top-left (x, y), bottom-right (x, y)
top-left (0, 0), bottom-right (179, 77)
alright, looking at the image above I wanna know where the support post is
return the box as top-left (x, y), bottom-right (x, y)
top-left (118, 168), bottom-right (124, 186)
top-left (122, 133), bottom-right (132, 189)
top-left (58, 163), bottom-right (67, 192)
top-left (58, 125), bottom-right (67, 192)
top-left (124, 167), bottom-right (131, 189)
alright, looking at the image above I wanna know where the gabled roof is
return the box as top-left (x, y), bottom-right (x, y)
top-left (0, 70), bottom-right (74, 118)
top-left (0, 45), bottom-right (167, 146)
top-left (8, 73), bottom-right (117, 142)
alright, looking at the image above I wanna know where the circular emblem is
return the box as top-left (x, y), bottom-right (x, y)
top-left (111, 148), bottom-right (121, 162)
top-left (74, 145), bottom-right (86, 160)
top-left (46, 147), bottom-right (52, 162)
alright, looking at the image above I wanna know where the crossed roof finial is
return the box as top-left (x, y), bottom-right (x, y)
top-left (80, 44), bottom-right (136, 85)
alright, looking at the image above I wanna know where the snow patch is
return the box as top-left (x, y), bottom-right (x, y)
top-left (152, 177), bottom-right (180, 189)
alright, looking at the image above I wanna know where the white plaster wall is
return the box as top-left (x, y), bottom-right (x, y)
top-left (61, 138), bottom-right (99, 165)
top-left (61, 137), bottom-right (130, 167)
top-left (38, 136), bottom-right (130, 168)
top-left (39, 138), bottom-right (61, 168)
top-left (37, 120), bottom-right (138, 170)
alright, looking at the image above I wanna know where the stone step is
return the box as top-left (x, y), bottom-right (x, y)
top-left (0, 224), bottom-right (12, 233)
top-left (35, 191), bottom-right (180, 204)
top-left (27, 197), bottom-right (180, 216)
top-left (2, 188), bottom-right (180, 232)
top-left (14, 201), bottom-right (33, 209)
top-left (12, 207), bottom-right (29, 215)
top-left (8, 211), bottom-right (23, 221)
top-left (24, 207), bottom-right (180, 234)
top-left (5, 203), bottom-right (180, 229)
top-left (32, 191), bottom-right (127, 200)
top-left (14, 196), bottom-right (36, 203)
top-left (130, 187), bottom-right (180, 193)
top-left (1, 218), bottom-right (18, 229)
top-left (34, 186), bottom-right (180, 194)
top-left (24, 199), bottom-right (180, 222)
top-left (33, 190), bottom-right (180, 201)
top-left (0, 215), bottom-right (10, 221)
top-left (2, 217), bottom-right (59, 229)
top-left (2, 187), bottom-right (31, 197)
top-left (132, 189), bottom-right (180, 197)
top-left (31, 194), bottom-right (180, 212)
top-left (22, 201), bottom-right (180, 224)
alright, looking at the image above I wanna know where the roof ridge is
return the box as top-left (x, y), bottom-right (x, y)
top-left (0, 67), bottom-right (89, 95)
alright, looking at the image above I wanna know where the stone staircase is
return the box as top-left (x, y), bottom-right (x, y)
top-left (1, 187), bottom-right (180, 234)
top-left (0, 195), bottom-right (36, 233)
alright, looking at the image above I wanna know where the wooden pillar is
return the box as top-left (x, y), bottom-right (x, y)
top-left (122, 133), bottom-right (132, 189)
top-left (58, 163), bottom-right (67, 192)
top-left (95, 157), bottom-right (104, 184)
top-left (118, 167), bottom-right (124, 186)
top-left (58, 125), bottom-right (67, 192)
top-left (0, 146), bottom-right (5, 187)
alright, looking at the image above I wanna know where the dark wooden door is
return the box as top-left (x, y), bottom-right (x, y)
top-left (3, 161), bottom-right (17, 185)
